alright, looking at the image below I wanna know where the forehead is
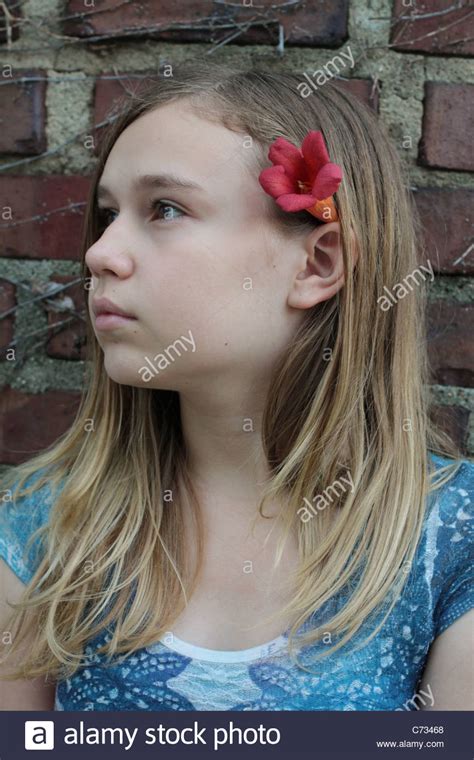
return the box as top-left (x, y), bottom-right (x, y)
top-left (99, 100), bottom-right (256, 195)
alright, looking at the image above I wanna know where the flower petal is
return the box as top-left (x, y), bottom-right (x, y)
top-left (268, 137), bottom-right (306, 182)
top-left (276, 193), bottom-right (317, 212)
top-left (307, 196), bottom-right (339, 223)
top-left (301, 130), bottom-right (330, 176)
top-left (311, 162), bottom-right (343, 199)
top-left (259, 165), bottom-right (296, 198)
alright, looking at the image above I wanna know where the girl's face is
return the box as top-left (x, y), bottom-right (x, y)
top-left (85, 101), bottom-right (304, 392)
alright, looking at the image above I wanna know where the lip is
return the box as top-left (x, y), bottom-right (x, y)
top-left (92, 297), bottom-right (137, 331)
top-left (92, 297), bottom-right (136, 319)
top-left (94, 313), bottom-right (137, 331)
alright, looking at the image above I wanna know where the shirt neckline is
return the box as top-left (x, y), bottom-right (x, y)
top-left (158, 631), bottom-right (289, 663)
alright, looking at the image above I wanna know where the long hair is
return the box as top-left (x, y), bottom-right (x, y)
top-left (1, 62), bottom-right (462, 682)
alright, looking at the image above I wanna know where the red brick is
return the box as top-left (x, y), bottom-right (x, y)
top-left (427, 301), bottom-right (474, 387)
top-left (0, 69), bottom-right (46, 154)
top-left (0, 279), bottom-right (16, 357)
top-left (334, 78), bottom-right (379, 112)
top-left (430, 404), bottom-right (469, 454)
top-left (92, 72), bottom-right (379, 156)
top-left (93, 71), bottom-right (154, 152)
top-left (419, 83), bottom-right (474, 171)
top-left (45, 274), bottom-right (87, 360)
top-left (0, 0), bottom-right (22, 44)
top-left (414, 188), bottom-right (474, 274)
top-left (93, 74), bottom-right (380, 126)
top-left (391, 0), bottom-right (474, 57)
top-left (94, 72), bottom-right (152, 125)
top-left (0, 387), bottom-right (81, 464)
top-left (63, 0), bottom-right (349, 47)
top-left (0, 175), bottom-right (91, 260)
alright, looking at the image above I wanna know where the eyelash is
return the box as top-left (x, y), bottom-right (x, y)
top-left (96, 200), bottom-right (184, 230)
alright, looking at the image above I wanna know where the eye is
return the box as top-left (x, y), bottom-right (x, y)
top-left (96, 200), bottom-right (185, 232)
top-left (96, 207), bottom-right (118, 231)
top-left (150, 200), bottom-right (185, 222)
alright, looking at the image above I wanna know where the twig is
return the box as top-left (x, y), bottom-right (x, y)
top-left (453, 243), bottom-right (474, 266)
top-left (277, 22), bottom-right (285, 55)
top-left (0, 1), bottom-right (15, 47)
top-left (0, 7), bottom-right (305, 54)
top-left (0, 113), bottom-right (121, 172)
top-left (0, 202), bottom-right (87, 229)
top-left (6, 314), bottom-right (86, 349)
top-left (391, 8), bottom-right (474, 47)
top-left (53, 0), bottom-right (136, 25)
top-left (0, 73), bottom-right (152, 86)
top-left (0, 279), bottom-right (84, 320)
top-left (206, 18), bottom-right (260, 53)
top-left (370, 1), bottom-right (470, 24)
top-left (213, 0), bottom-right (302, 7)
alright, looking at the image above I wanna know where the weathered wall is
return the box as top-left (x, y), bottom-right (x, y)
top-left (0, 0), bottom-right (473, 474)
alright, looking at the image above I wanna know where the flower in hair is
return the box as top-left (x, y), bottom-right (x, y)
top-left (258, 130), bottom-right (342, 222)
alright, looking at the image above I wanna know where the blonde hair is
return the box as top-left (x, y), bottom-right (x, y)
top-left (1, 62), bottom-right (462, 682)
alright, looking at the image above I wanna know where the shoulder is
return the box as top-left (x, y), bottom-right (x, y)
top-left (419, 452), bottom-right (473, 638)
top-left (0, 467), bottom-right (64, 585)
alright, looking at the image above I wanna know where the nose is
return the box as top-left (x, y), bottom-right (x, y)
top-left (85, 227), bottom-right (134, 280)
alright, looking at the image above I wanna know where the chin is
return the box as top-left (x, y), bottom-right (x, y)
top-left (101, 354), bottom-right (143, 387)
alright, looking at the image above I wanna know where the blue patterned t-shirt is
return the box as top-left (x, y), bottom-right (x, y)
top-left (0, 453), bottom-right (472, 711)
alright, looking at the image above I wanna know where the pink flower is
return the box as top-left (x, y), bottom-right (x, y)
top-left (258, 130), bottom-right (343, 222)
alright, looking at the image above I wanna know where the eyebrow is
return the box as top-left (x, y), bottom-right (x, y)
top-left (96, 173), bottom-right (204, 201)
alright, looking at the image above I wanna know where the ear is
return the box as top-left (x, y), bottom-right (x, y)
top-left (287, 221), bottom-right (356, 310)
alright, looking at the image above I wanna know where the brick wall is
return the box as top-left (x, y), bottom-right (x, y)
top-left (0, 0), bottom-right (473, 469)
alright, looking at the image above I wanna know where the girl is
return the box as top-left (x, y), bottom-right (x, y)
top-left (0, 63), bottom-right (472, 712)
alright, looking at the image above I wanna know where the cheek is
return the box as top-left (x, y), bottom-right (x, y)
top-left (137, 236), bottom-right (232, 334)
top-left (139, 264), bottom-right (219, 341)
top-left (137, 232), bottom-right (285, 361)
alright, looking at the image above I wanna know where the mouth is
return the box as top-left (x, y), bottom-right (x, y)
top-left (94, 311), bottom-right (138, 331)
top-left (92, 297), bottom-right (138, 330)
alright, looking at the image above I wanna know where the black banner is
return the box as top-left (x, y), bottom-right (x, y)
top-left (0, 710), bottom-right (472, 759)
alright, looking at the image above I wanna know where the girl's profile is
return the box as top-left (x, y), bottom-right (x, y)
top-left (0, 62), bottom-right (472, 712)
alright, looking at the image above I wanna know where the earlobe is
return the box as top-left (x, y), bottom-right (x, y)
top-left (287, 221), bottom-right (346, 310)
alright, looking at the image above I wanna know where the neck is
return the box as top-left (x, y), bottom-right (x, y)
top-left (178, 381), bottom-right (280, 522)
